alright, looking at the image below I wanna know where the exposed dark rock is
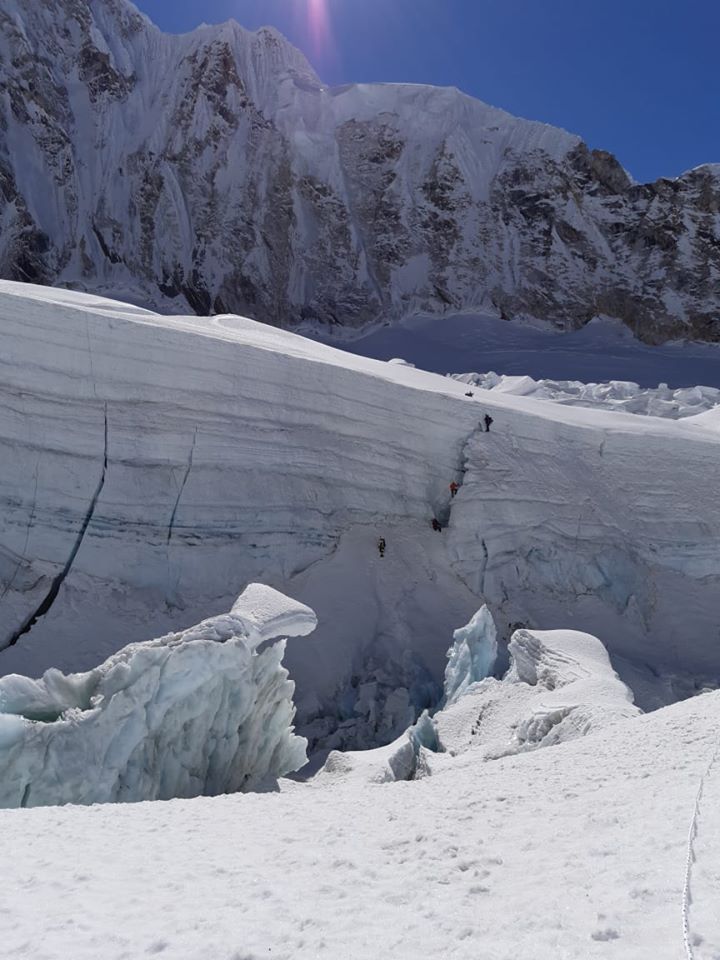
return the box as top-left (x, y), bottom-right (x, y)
top-left (0, 0), bottom-right (718, 343)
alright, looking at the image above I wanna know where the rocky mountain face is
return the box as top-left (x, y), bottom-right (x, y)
top-left (1, 0), bottom-right (719, 342)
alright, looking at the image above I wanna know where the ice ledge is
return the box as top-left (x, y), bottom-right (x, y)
top-left (230, 583), bottom-right (318, 648)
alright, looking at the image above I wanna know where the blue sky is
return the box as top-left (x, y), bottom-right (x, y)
top-left (133, 0), bottom-right (719, 183)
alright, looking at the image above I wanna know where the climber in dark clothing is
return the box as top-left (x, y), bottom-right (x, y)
top-left (465, 391), bottom-right (474, 398)
top-left (377, 537), bottom-right (386, 558)
top-left (484, 413), bottom-right (494, 432)
top-left (431, 518), bottom-right (442, 532)
top-left (449, 481), bottom-right (459, 498)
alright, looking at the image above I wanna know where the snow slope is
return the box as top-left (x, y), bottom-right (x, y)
top-left (1, 281), bottom-right (719, 749)
top-left (1, 0), bottom-right (719, 341)
top-left (1, 686), bottom-right (718, 959)
top-left (0, 584), bottom-right (315, 807)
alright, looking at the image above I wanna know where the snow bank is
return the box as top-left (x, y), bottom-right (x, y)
top-left (452, 371), bottom-right (720, 419)
top-left (1, 689), bottom-right (717, 960)
top-left (319, 613), bottom-right (639, 784)
top-left (435, 622), bottom-right (640, 760)
top-left (318, 710), bottom-right (440, 785)
top-left (0, 584), bottom-right (316, 808)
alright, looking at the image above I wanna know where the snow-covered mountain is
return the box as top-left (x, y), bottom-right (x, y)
top-left (1, 0), bottom-right (719, 342)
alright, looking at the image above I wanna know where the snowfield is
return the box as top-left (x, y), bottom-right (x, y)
top-left (319, 311), bottom-right (720, 389)
top-left (1, 280), bottom-right (719, 752)
top-left (1, 689), bottom-right (718, 959)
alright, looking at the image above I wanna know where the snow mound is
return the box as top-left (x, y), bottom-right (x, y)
top-left (318, 711), bottom-right (440, 785)
top-left (0, 584), bottom-right (316, 808)
top-left (436, 624), bottom-right (640, 760)
top-left (453, 371), bottom-right (720, 419)
top-left (319, 612), bottom-right (637, 784)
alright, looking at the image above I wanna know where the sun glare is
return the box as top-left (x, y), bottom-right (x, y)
top-left (305, 0), bottom-right (332, 54)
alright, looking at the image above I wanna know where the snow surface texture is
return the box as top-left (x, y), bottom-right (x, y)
top-left (1, 282), bottom-right (719, 753)
top-left (1, 686), bottom-right (718, 958)
top-left (453, 370), bottom-right (720, 420)
top-left (1, 0), bottom-right (720, 342)
top-left (0, 584), bottom-right (316, 807)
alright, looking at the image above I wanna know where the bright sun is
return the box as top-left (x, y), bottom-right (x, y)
top-left (305, 0), bottom-right (332, 52)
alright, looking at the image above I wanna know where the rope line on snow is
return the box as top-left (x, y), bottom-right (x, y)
top-left (682, 732), bottom-right (720, 960)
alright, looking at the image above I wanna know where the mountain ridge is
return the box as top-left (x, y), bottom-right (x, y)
top-left (1, 0), bottom-right (718, 342)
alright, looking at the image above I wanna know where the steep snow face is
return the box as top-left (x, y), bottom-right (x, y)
top-left (0, 584), bottom-right (315, 808)
top-left (1, 283), bottom-right (719, 751)
top-left (1, 0), bottom-right (719, 342)
top-left (0, 281), bottom-right (486, 749)
top-left (447, 401), bottom-right (720, 691)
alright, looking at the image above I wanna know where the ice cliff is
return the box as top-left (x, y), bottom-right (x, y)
top-left (0, 584), bottom-right (316, 808)
top-left (443, 606), bottom-right (498, 707)
top-left (1, 283), bottom-right (719, 752)
top-left (0, 0), bottom-right (719, 342)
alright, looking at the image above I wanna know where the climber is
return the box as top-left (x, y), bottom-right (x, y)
top-left (431, 518), bottom-right (442, 532)
top-left (449, 481), bottom-right (459, 498)
top-left (464, 391), bottom-right (474, 398)
top-left (377, 536), bottom-right (386, 558)
top-left (484, 413), bottom-right (494, 433)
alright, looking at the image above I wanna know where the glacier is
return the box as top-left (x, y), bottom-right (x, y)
top-left (432, 623), bottom-right (641, 762)
top-left (325, 312), bottom-right (720, 391)
top-left (1, 282), bottom-right (720, 753)
top-left (0, 584), bottom-right (316, 808)
top-left (1, 673), bottom-right (717, 960)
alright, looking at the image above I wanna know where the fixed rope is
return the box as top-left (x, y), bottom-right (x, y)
top-left (682, 733), bottom-right (720, 960)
